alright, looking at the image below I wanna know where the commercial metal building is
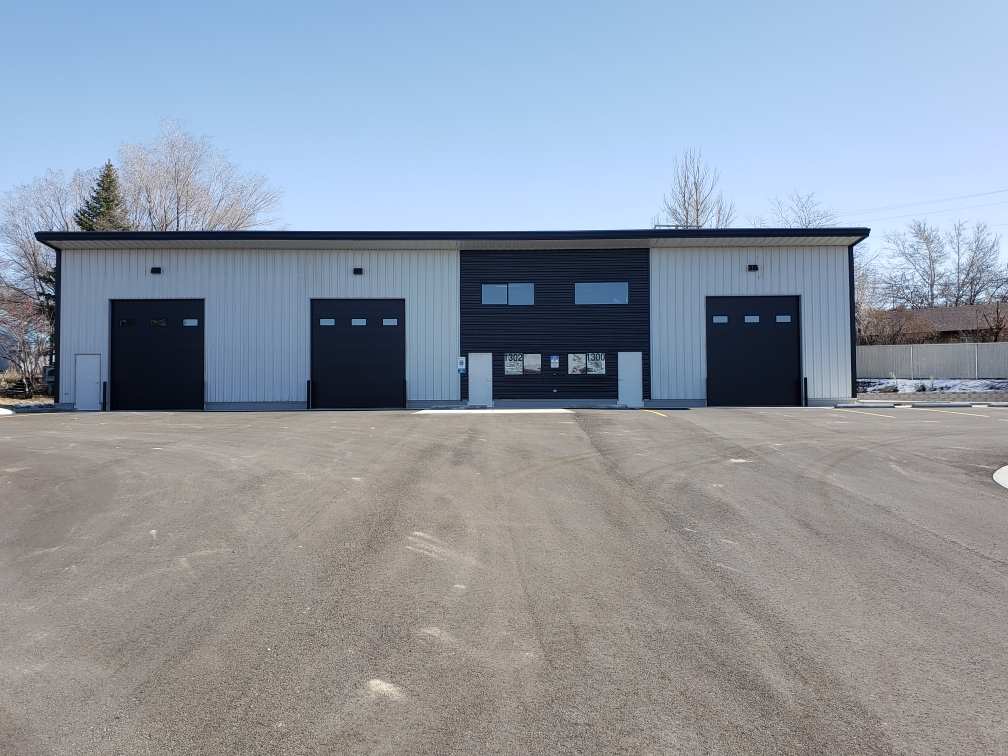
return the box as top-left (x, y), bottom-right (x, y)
top-left (36, 228), bottom-right (868, 411)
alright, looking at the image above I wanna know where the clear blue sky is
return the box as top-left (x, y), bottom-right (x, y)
top-left (2, 0), bottom-right (1006, 246)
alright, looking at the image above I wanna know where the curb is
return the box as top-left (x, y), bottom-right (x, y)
top-left (9, 405), bottom-right (72, 414)
top-left (836, 401), bottom-right (983, 410)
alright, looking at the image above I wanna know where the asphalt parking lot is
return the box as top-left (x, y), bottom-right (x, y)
top-left (2, 406), bottom-right (1006, 754)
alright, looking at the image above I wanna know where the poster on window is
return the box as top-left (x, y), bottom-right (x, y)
top-left (587, 352), bottom-right (606, 374)
top-left (523, 354), bottom-right (541, 374)
top-left (568, 353), bottom-right (586, 374)
top-left (504, 353), bottom-right (524, 375)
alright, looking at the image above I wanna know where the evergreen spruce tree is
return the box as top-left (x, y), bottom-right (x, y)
top-left (74, 161), bottom-right (132, 231)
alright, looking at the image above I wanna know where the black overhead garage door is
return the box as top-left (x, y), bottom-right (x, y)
top-left (110, 299), bottom-right (205, 410)
top-left (311, 299), bottom-right (406, 409)
top-left (706, 296), bottom-right (801, 407)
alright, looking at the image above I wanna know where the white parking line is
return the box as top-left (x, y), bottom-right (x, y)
top-left (832, 408), bottom-right (896, 419)
top-left (909, 407), bottom-right (989, 418)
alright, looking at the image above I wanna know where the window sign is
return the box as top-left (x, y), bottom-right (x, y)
top-left (504, 353), bottom-right (524, 375)
top-left (568, 354), bottom-right (586, 374)
top-left (550, 355), bottom-right (560, 369)
top-left (574, 282), bottom-right (628, 305)
top-left (587, 352), bottom-right (606, 374)
top-left (507, 283), bottom-right (534, 305)
top-left (482, 284), bottom-right (508, 304)
top-left (523, 354), bottom-right (541, 374)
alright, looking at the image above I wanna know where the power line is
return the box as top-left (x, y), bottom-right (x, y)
top-left (835, 188), bottom-right (1008, 217)
top-left (851, 200), bottom-right (1008, 224)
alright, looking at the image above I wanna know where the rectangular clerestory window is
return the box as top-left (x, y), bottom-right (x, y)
top-left (482, 283), bottom-right (534, 305)
top-left (574, 282), bottom-right (628, 305)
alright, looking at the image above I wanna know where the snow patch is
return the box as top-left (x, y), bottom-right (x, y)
top-left (994, 466), bottom-right (1008, 490)
top-left (859, 378), bottom-right (1008, 394)
top-left (366, 679), bottom-right (404, 701)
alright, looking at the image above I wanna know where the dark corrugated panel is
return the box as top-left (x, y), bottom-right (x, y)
top-left (460, 250), bottom-right (650, 401)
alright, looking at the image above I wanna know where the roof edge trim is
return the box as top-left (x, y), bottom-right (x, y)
top-left (35, 227), bottom-right (870, 251)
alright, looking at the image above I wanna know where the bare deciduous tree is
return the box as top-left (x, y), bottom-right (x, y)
top-left (942, 220), bottom-right (970, 307)
top-left (853, 241), bottom-right (885, 341)
top-left (883, 220), bottom-right (948, 309)
top-left (856, 305), bottom-right (936, 346)
top-left (1, 121), bottom-right (284, 389)
top-left (852, 240), bottom-right (916, 345)
top-left (0, 287), bottom-right (49, 395)
top-left (0, 169), bottom-right (94, 329)
top-left (118, 119), bottom-right (283, 231)
top-left (747, 190), bottom-right (836, 229)
top-left (941, 221), bottom-right (1002, 306)
top-left (653, 149), bottom-right (735, 229)
top-left (769, 190), bottom-right (836, 228)
top-left (975, 302), bottom-right (1008, 342)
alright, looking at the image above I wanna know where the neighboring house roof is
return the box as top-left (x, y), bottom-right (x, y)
top-left (34, 227), bottom-right (871, 252)
top-left (912, 304), bottom-right (1005, 333)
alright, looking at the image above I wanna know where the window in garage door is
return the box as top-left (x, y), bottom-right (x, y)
top-left (705, 295), bottom-right (801, 406)
top-left (110, 299), bottom-right (205, 410)
top-left (311, 299), bottom-right (406, 408)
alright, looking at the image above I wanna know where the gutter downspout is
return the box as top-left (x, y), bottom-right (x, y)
top-left (848, 244), bottom-right (857, 398)
top-left (53, 247), bottom-right (62, 402)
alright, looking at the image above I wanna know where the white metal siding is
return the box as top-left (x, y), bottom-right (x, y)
top-left (650, 246), bottom-right (852, 401)
top-left (59, 247), bottom-right (460, 405)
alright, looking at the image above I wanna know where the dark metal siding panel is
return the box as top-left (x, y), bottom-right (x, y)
top-left (460, 250), bottom-right (650, 401)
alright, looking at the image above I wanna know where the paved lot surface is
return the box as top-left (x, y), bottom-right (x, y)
top-left (1, 406), bottom-right (1007, 755)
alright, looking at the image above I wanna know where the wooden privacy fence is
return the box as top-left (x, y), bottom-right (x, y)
top-left (856, 343), bottom-right (1008, 380)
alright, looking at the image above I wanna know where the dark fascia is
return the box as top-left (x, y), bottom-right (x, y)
top-left (35, 227), bottom-right (870, 250)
